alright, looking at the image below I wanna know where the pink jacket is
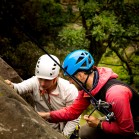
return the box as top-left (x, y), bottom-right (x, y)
top-left (50, 67), bottom-right (134, 135)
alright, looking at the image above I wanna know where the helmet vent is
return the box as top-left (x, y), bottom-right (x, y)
top-left (81, 52), bottom-right (84, 56)
top-left (52, 68), bottom-right (55, 70)
top-left (81, 62), bottom-right (87, 67)
top-left (76, 57), bottom-right (83, 64)
top-left (76, 57), bottom-right (87, 68)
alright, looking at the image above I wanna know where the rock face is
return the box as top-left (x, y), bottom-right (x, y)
top-left (0, 57), bottom-right (35, 108)
top-left (0, 77), bottom-right (66, 139)
top-left (0, 58), bottom-right (66, 139)
top-left (0, 58), bottom-right (23, 83)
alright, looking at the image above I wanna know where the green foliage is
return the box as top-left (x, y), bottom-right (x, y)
top-left (38, 0), bottom-right (66, 26)
top-left (91, 11), bottom-right (125, 41)
top-left (125, 25), bottom-right (139, 37)
top-left (0, 0), bottom-right (139, 87)
top-left (58, 25), bottom-right (89, 51)
top-left (78, 0), bottom-right (100, 17)
top-left (14, 41), bottom-right (43, 79)
top-left (57, 0), bottom-right (139, 87)
top-left (99, 47), bottom-right (139, 90)
top-left (0, 39), bottom-right (43, 79)
top-left (22, 0), bottom-right (67, 39)
top-left (0, 0), bottom-right (72, 78)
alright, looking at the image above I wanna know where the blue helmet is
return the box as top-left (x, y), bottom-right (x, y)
top-left (62, 50), bottom-right (94, 76)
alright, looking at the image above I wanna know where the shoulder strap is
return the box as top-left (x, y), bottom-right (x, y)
top-left (42, 95), bottom-right (54, 111)
top-left (95, 78), bottom-right (119, 100)
top-left (95, 78), bottom-right (139, 118)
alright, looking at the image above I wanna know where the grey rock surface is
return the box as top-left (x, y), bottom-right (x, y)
top-left (0, 77), bottom-right (66, 139)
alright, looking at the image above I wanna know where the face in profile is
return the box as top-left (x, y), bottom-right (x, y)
top-left (68, 77), bottom-right (83, 91)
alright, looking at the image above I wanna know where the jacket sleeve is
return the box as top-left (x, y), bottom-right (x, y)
top-left (102, 85), bottom-right (134, 135)
top-left (50, 90), bottom-right (90, 122)
top-left (13, 76), bottom-right (37, 94)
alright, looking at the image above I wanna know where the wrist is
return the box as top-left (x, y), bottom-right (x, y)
top-left (46, 112), bottom-right (51, 121)
top-left (10, 83), bottom-right (14, 89)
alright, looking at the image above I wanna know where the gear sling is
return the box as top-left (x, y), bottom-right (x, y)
top-left (95, 78), bottom-right (139, 134)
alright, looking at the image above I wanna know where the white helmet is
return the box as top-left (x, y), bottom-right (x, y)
top-left (35, 54), bottom-right (60, 80)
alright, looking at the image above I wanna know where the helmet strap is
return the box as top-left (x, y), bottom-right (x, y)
top-left (73, 69), bottom-right (94, 90)
top-left (90, 69), bottom-right (99, 91)
top-left (82, 73), bottom-right (90, 89)
top-left (82, 69), bottom-right (93, 89)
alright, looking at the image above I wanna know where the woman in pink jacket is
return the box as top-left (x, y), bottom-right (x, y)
top-left (38, 50), bottom-right (139, 139)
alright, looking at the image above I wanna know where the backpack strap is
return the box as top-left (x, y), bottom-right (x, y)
top-left (42, 94), bottom-right (54, 111)
top-left (95, 78), bottom-right (139, 118)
